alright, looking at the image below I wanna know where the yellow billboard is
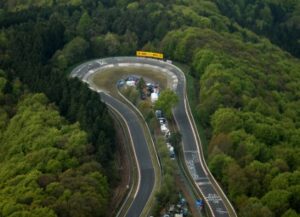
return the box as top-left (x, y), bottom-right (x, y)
top-left (136, 51), bottom-right (164, 59)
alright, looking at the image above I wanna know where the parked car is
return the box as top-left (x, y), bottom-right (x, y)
top-left (117, 79), bottom-right (125, 87)
top-left (155, 110), bottom-right (164, 119)
top-left (159, 117), bottom-right (166, 125)
top-left (160, 124), bottom-right (169, 133)
top-left (164, 130), bottom-right (171, 138)
top-left (140, 92), bottom-right (146, 100)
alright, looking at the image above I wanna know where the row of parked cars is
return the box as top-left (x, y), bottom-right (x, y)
top-left (117, 75), bottom-right (161, 103)
top-left (155, 110), bottom-right (175, 159)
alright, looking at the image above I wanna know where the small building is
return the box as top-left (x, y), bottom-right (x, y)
top-left (151, 92), bottom-right (158, 103)
top-left (126, 80), bottom-right (136, 87)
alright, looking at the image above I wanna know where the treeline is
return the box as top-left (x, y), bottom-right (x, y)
top-left (1, 2), bottom-right (119, 216)
top-left (213, 0), bottom-right (300, 57)
top-left (1, 1), bottom-right (117, 176)
top-left (0, 0), bottom-right (180, 178)
top-left (161, 24), bottom-right (300, 217)
top-left (0, 72), bottom-right (110, 217)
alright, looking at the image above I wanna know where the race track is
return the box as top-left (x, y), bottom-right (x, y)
top-left (71, 57), bottom-right (236, 217)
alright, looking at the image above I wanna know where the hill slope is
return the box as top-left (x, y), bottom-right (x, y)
top-left (0, 73), bottom-right (110, 217)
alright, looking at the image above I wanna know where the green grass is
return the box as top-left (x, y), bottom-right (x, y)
top-left (91, 66), bottom-right (170, 96)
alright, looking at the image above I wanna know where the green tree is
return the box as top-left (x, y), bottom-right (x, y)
top-left (54, 37), bottom-right (89, 67)
top-left (239, 197), bottom-right (273, 217)
top-left (76, 11), bottom-right (93, 38)
top-left (261, 190), bottom-right (291, 217)
top-left (138, 100), bottom-right (154, 121)
top-left (122, 86), bottom-right (139, 105)
top-left (104, 32), bottom-right (120, 56)
top-left (226, 161), bottom-right (248, 199)
top-left (136, 77), bottom-right (146, 93)
top-left (282, 209), bottom-right (299, 217)
top-left (154, 89), bottom-right (179, 118)
top-left (0, 90), bottom-right (111, 217)
top-left (192, 49), bottom-right (215, 78)
top-left (211, 108), bottom-right (243, 134)
top-left (208, 153), bottom-right (234, 182)
top-left (288, 185), bottom-right (300, 213)
top-left (244, 161), bottom-right (273, 197)
top-left (167, 131), bottom-right (182, 151)
top-left (270, 172), bottom-right (291, 190)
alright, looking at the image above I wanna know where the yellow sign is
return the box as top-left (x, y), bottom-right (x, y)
top-left (136, 51), bottom-right (164, 59)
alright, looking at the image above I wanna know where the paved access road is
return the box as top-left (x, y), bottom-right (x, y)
top-left (71, 57), bottom-right (236, 217)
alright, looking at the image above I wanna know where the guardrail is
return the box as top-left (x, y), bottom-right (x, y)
top-left (169, 62), bottom-right (238, 217)
top-left (71, 57), bottom-right (237, 217)
top-left (104, 99), bottom-right (141, 217)
top-left (117, 88), bottom-right (162, 217)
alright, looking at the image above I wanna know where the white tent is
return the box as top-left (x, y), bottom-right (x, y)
top-left (126, 80), bottom-right (136, 87)
top-left (151, 92), bottom-right (158, 103)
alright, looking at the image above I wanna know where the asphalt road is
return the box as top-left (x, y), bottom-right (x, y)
top-left (72, 61), bottom-right (155, 217)
top-left (71, 57), bottom-right (236, 217)
top-left (100, 93), bottom-right (154, 217)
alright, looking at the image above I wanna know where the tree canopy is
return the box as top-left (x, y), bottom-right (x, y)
top-left (0, 0), bottom-right (299, 216)
top-left (0, 73), bottom-right (110, 217)
top-left (154, 89), bottom-right (179, 118)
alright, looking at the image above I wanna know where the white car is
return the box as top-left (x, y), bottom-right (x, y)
top-left (160, 124), bottom-right (169, 133)
top-left (159, 118), bottom-right (166, 125)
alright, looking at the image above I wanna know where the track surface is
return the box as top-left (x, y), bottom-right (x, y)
top-left (71, 57), bottom-right (236, 217)
top-left (101, 94), bottom-right (154, 217)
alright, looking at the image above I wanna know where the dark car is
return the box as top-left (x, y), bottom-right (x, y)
top-left (141, 92), bottom-right (147, 100)
top-left (155, 110), bottom-right (164, 119)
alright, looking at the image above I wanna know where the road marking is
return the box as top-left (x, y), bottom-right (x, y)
top-left (184, 150), bottom-right (198, 153)
top-left (185, 152), bottom-right (200, 163)
top-left (198, 181), bottom-right (211, 186)
top-left (186, 160), bottom-right (199, 180)
top-left (196, 177), bottom-right (209, 180)
top-left (96, 60), bottom-right (107, 65)
top-left (195, 177), bottom-right (210, 183)
top-left (118, 63), bottom-right (130, 67)
top-left (72, 65), bottom-right (85, 77)
top-left (216, 208), bottom-right (228, 215)
top-left (206, 194), bottom-right (222, 204)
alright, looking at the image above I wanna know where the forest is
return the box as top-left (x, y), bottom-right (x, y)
top-left (0, 0), bottom-right (299, 216)
top-left (213, 0), bottom-right (300, 57)
top-left (0, 72), bottom-right (110, 217)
